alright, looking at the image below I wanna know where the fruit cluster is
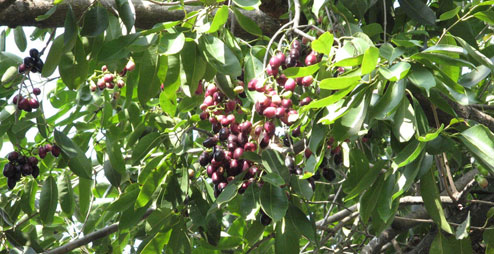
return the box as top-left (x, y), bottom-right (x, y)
top-left (198, 82), bottom-right (263, 197)
top-left (18, 48), bottom-right (44, 74)
top-left (90, 60), bottom-right (135, 92)
top-left (38, 143), bottom-right (61, 159)
top-left (12, 87), bottom-right (40, 112)
top-left (3, 151), bottom-right (40, 189)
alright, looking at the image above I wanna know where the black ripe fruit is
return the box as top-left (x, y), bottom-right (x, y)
top-left (29, 48), bottom-right (39, 59)
top-left (203, 136), bottom-right (218, 148)
top-left (323, 168), bottom-right (336, 182)
top-left (260, 209), bottom-right (272, 226)
top-left (199, 151), bottom-right (211, 166)
top-left (219, 127), bottom-right (230, 141)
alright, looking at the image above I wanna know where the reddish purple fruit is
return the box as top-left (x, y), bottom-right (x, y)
top-left (301, 76), bottom-right (313, 87)
top-left (28, 98), bottom-right (39, 109)
top-left (240, 121), bottom-right (252, 133)
top-left (103, 74), bottom-right (114, 83)
top-left (33, 88), bottom-right (41, 95)
top-left (125, 61), bottom-right (136, 72)
top-left (248, 79), bottom-right (257, 91)
top-left (266, 65), bottom-right (278, 77)
top-left (292, 126), bottom-right (301, 137)
top-left (284, 78), bottom-right (296, 91)
top-left (281, 99), bottom-right (292, 108)
top-left (18, 63), bottom-right (27, 73)
top-left (233, 147), bottom-right (244, 159)
top-left (264, 121), bottom-right (275, 136)
top-left (51, 145), bottom-right (61, 157)
top-left (263, 107), bottom-right (276, 118)
top-left (305, 148), bottom-right (313, 158)
top-left (8, 152), bottom-right (19, 162)
top-left (299, 97), bottom-right (312, 106)
top-left (305, 53), bottom-right (318, 66)
top-left (212, 171), bottom-right (222, 184)
top-left (244, 142), bottom-right (257, 152)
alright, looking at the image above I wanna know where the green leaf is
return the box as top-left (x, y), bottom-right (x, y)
top-left (334, 55), bottom-right (363, 67)
top-left (430, 232), bottom-right (456, 253)
top-left (137, 46), bottom-right (161, 106)
top-left (160, 54), bottom-right (182, 115)
top-left (312, 0), bottom-right (328, 17)
top-left (54, 130), bottom-right (92, 179)
top-left (392, 98), bottom-right (416, 142)
top-left (311, 32), bottom-right (333, 55)
top-left (40, 176), bottom-right (58, 225)
top-left (13, 27), bottom-right (27, 52)
top-left (81, 6), bottom-right (109, 37)
top-left (141, 231), bottom-right (172, 254)
top-left (208, 5), bottom-right (229, 33)
top-left (459, 125), bottom-right (494, 174)
top-left (115, 0), bottom-right (136, 33)
top-left (458, 65), bottom-right (491, 88)
top-left (259, 182), bottom-right (288, 222)
top-left (261, 150), bottom-right (289, 183)
top-left (420, 168), bottom-right (453, 234)
top-left (262, 173), bottom-right (285, 186)
top-left (233, 0), bottom-right (261, 10)
top-left (42, 35), bottom-right (65, 77)
top-left (319, 75), bottom-right (361, 90)
top-left (456, 212), bottom-right (470, 240)
top-left (20, 179), bottom-right (37, 215)
top-left (361, 46), bottom-right (379, 74)
top-left (58, 172), bottom-right (75, 216)
top-left (439, 6), bottom-right (460, 21)
top-left (136, 160), bottom-right (168, 208)
top-left (379, 43), bottom-right (405, 62)
top-left (97, 33), bottom-right (139, 61)
top-left (283, 64), bottom-right (320, 78)
top-left (392, 152), bottom-right (432, 199)
top-left (360, 174), bottom-right (385, 223)
top-left (398, 0), bottom-right (436, 26)
top-left (233, 7), bottom-right (262, 36)
top-left (378, 62), bottom-right (411, 81)
top-left (286, 205), bottom-right (316, 242)
top-left (63, 5), bottom-right (77, 49)
top-left (158, 32), bottom-right (185, 55)
top-left (36, 6), bottom-right (57, 21)
top-left (106, 137), bottom-right (126, 175)
top-left (59, 37), bottom-right (88, 90)
top-left (408, 65), bottom-right (436, 96)
top-left (104, 160), bottom-right (122, 187)
top-left (455, 36), bottom-right (494, 70)
top-left (344, 153), bottom-right (383, 199)
top-left (392, 139), bottom-right (426, 170)
top-left (474, 11), bottom-right (494, 25)
top-left (417, 124), bottom-right (444, 142)
top-left (290, 175), bottom-right (313, 200)
top-left (371, 79), bottom-right (406, 120)
top-left (198, 35), bottom-right (242, 77)
top-left (332, 90), bottom-right (370, 140)
top-left (275, 219), bottom-right (300, 254)
top-left (131, 132), bottom-right (161, 164)
top-left (78, 178), bottom-right (92, 220)
top-left (306, 83), bottom-right (357, 111)
top-left (107, 184), bottom-right (139, 212)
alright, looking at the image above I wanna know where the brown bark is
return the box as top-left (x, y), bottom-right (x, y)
top-left (0, 0), bottom-right (282, 38)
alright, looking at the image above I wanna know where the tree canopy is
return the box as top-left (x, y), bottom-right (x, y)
top-left (1, 0), bottom-right (494, 253)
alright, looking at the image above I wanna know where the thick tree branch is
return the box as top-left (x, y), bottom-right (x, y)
top-left (361, 169), bottom-right (478, 254)
top-left (440, 93), bottom-right (494, 132)
top-left (0, 0), bottom-right (281, 38)
top-left (44, 208), bottom-right (154, 254)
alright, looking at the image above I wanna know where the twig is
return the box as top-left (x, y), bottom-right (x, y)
top-left (192, 127), bottom-right (214, 137)
top-left (291, 0), bottom-right (315, 41)
top-left (44, 209), bottom-right (155, 254)
top-left (39, 28), bottom-right (57, 57)
top-left (394, 216), bottom-right (487, 230)
top-left (245, 232), bottom-right (275, 254)
top-left (470, 104), bottom-right (494, 111)
top-left (382, 0), bottom-right (387, 43)
top-left (262, 20), bottom-right (295, 70)
top-left (315, 204), bottom-right (358, 227)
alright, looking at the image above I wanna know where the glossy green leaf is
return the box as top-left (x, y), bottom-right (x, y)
top-left (371, 79), bottom-right (406, 120)
top-left (261, 149), bottom-right (289, 183)
top-left (233, 0), bottom-right (261, 9)
top-left (392, 98), bottom-right (416, 142)
top-left (379, 43), bottom-right (405, 62)
top-left (306, 83), bottom-right (357, 111)
top-left (393, 152), bottom-right (432, 200)
top-left (81, 6), bottom-right (109, 37)
top-left (180, 42), bottom-right (206, 97)
top-left (408, 66), bottom-right (436, 96)
top-left (420, 168), bottom-right (453, 234)
top-left (290, 175), bottom-right (313, 200)
top-left (77, 178), bottom-right (92, 221)
top-left (104, 160), bottom-right (122, 187)
top-left (42, 35), bottom-right (64, 77)
top-left (198, 35), bottom-right (242, 77)
top-left (392, 139), bottom-right (426, 170)
top-left (458, 65), bottom-right (491, 88)
top-left (430, 232), bottom-right (455, 253)
top-left (311, 32), bottom-right (333, 55)
top-left (131, 132), bottom-right (161, 164)
top-left (63, 6), bottom-right (77, 48)
top-left (275, 219), bottom-right (300, 254)
top-left (36, 6), bottom-right (57, 21)
top-left (115, 0), bottom-right (136, 33)
top-left (439, 6), bottom-right (460, 21)
top-left (137, 46), bottom-right (161, 106)
top-left (54, 130), bottom-right (92, 179)
top-left (107, 184), bottom-right (139, 212)
top-left (378, 62), bottom-right (411, 81)
top-left (59, 37), bottom-right (88, 90)
top-left (474, 11), bottom-right (494, 25)
top-left (361, 46), bottom-right (379, 74)
top-left (459, 125), bottom-right (494, 174)
top-left (106, 137), bottom-right (126, 175)
top-left (398, 0), bottom-right (436, 26)
top-left (40, 176), bottom-right (58, 225)
top-left (319, 75), bottom-right (361, 90)
top-left (417, 124), bottom-right (444, 142)
top-left (262, 173), bottom-right (285, 186)
top-left (455, 36), bottom-right (494, 70)
top-left (259, 182), bottom-right (288, 222)
top-left (208, 5), bottom-right (229, 33)
top-left (136, 161), bottom-right (168, 208)
top-left (283, 64), bottom-right (320, 78)
top-left (456, 212), bottom-right (470, 240)
top-left (332, 90), bottom-right (370, 140)
top-left (20, 179), bottom-right (37, 215)
top-left (233, 7), bottom-right (262, 36)
top-left (360, 174), bottom-right (385, 223)
top-left (158, 32), bottom-right (185, 55)
top-left (286, 205), bottom-right (316, 242)
top-left (13, 27), bottom-right (27, 52)
top-left (58, 172), bottom-right (75, 216)
top-left (141, 231), bottom-right (172, 254)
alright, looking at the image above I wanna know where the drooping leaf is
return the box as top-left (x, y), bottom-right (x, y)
top-left (408, 65), bottom-right (436, 96)
top-left (361, 46), bottom-right (379, 74)
top-left (311, 32), bottom-right (333, 55)
top-left (420, 168), bottom-right (453, 234)
top-left (259, 182), bottom-right (288, 222)
top-left (198, 35), bottom-right (242, 77)
top-left (233, 7), bottom-right (262, 36)
top-left (81, 6), bottom-right (109, 37)
top-left (58, 172), bottom-right (75, 216)
top-left (115, 0), bottom-right (136, 33)
top-left (398, 0), bottom-right (436, 26)
top-left (54, 130), bottom-right (92, 179)
top-left (208, 5), bottom-right (229, 33)
top-left (13, 27), bottom-right (27, 52)
top-left (40, 176), bottom-right (58, 225)
top-left (275, 219), bottom-right (300, 254)
top-left (459, 125), bottom-right (494, 174)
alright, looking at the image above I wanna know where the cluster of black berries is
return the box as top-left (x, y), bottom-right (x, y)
top-left (198, 82), bottom-right (268, 198)
top-left (91, 61), bottom-right (135, 92)
top-left (12, 87), bottom-right (40, 112)
top-left (38, 143), bottom-right (61, 159)
top-left (3, 151), bottom-right (40, 189)
top-left (18, 48), bottom-right (44, 74)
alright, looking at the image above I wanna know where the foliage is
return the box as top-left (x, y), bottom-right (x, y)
top-left (1, 0), bottom-right (494, 253)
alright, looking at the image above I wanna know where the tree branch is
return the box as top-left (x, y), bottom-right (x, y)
top-left (440, 93), bottom-right (494, 132)
top-left (44, 208), bottom-right (154, 254)
top-left (0, 0), bottom-right (281, 39)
